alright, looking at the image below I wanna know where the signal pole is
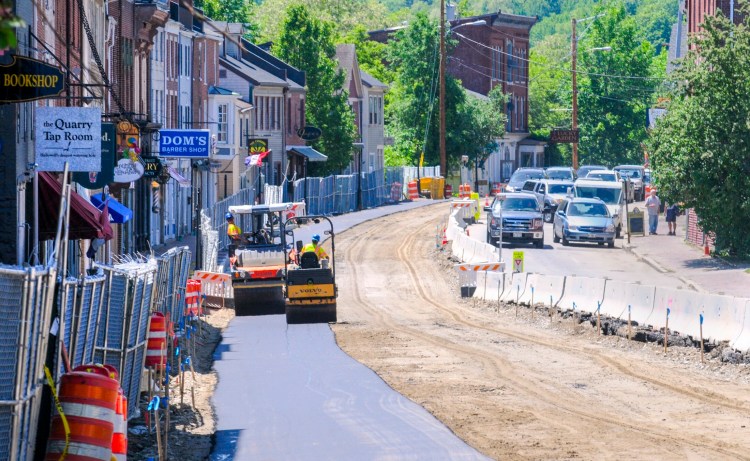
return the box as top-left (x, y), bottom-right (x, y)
top-left (571, 18), bottom-right (579, 171)
top-left (439, 0), bottom-right (446, 178)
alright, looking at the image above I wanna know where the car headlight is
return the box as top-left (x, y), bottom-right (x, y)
top-left (606, 224), bottom-right (615, 232)
top-left (532, 218), bottom-right (543, 229)
top-left (568, 225), bottom-right (578, 231)
top-left (505, 185), bottom-right (514, 192)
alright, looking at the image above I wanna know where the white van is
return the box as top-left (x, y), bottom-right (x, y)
top-left (573, 179), bottom-right (625, 238)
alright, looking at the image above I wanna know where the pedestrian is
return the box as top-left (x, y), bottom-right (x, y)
top-left (645, 189), bottom-right (661, 235)
top-left (665, 202), bottom-right (680, 236)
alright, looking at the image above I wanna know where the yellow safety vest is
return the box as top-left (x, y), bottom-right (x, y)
top-left (301, 243), bottom-right (327, 259)
top-left (227, 223), bottom-right (241, 239)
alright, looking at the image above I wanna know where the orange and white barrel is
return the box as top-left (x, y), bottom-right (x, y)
top-left (111, 388), bottom-right (127, 460)
top-left (185, 279), bottom-right (202, 316)
top-left (46, 370), bottom-right (119, 461)
top-left (407, 181), bottom-right (419, 200)
top-left (145, 312), bottom-right (167, 369)
top-left (491, 182), bottom-right (503, 196)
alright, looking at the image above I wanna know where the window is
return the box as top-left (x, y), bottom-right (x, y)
top-left (217, 104), bottom-right (228, 142)
top-left (369, 96), bottom-right (383, 125)
top-left (491, 46), bottom-right (502, 80)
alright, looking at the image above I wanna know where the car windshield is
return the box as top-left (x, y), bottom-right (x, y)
top-left (510, 171), bottom-right (544, 182)
top-left (502, 197), bottom-right (539, 211)
top-left (588, 173), bottom-right (617, 181)
top-left (575, 186), bottom-right (622, 205)
top-left (568, 202), bottom-right (610, 217)
top-left (547, 170), bottom-right (573, 180)
top-left (618, 169), bottom-right (641, 179)
top-left (548, 184), bottom-right (571, 194)
top-left (578, 166), bottom-right (606, 177)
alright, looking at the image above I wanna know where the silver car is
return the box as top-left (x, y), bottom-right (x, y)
top-left (553, 197), bottom-right (616, 248)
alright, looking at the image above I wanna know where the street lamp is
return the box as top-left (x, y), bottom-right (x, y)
top-left (439, 8), bottom-right (486, 179)
top-left (571, 14), bottom-right (610, 171)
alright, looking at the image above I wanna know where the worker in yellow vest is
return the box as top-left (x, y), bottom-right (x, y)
top-left (301, 234), bottom-right (328, 260)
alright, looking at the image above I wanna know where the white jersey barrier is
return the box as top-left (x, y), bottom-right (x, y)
top-left (731, 299), bottom-right (750, 351)
top-left (556, 276), bottom-right (606, 314)
top-left (704, 295), bottom-right (745, 345)
top-left (502, 272), bottom-right (528, 304)
top-left (601, 280), bottom-right (657, 323)
top-left (518, 273), bottom-right (566, 307)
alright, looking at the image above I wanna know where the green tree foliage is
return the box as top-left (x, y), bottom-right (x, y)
top-left (0, 2), bottom-right (24, 51)
top-left (196, 0), bottom-right (254, 27)
top-left (385, 13), bottom-right (505, 170)
top-left (575, 3), bottom-right (660, 166)
top-left (338, 25), bottom-right (393, 85)
top-left (274, 5), bottom-right (357, 175)
top-left (648, 11), bottom-right (750, 256)
top-left (255, 0), bottom-right (389, 43)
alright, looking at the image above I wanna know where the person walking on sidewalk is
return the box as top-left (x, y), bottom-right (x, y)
top-left (645, 189), bottom-right (661, 235)
top-left (665, 202), bottom-right (680, 236)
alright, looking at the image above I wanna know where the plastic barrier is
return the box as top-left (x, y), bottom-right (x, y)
top-left (407, 181), bottom-right (419, 199)
top-left (193, 271), bottom-right (233, 309)
top-left (600, 280), bottom-right (656, 322)
top-left (145, 312), bottom-right (168, 369)
top-left (556, 276), bottom-right (606, 313)
top-left (518, 273), bottom-right (565, 307)
top-left (46, 369), bottom-right (119, 461)
top-left (730, 299), bottom-right (750, 351)
top-left (502, 272), bottom-right (528, 304)
top-left (112, 389), bottom-right (127, 460)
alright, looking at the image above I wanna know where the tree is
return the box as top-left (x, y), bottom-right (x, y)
top-left (576, 2), bottom-right (660, 166)
top-left (338, 25), bottom-right (393, 85)
top-left (648, 9), bottom-right (750, 256)
top-left (196, 0), bottom-right (255, 31)
top-left (274, 5), bottom-right (357, 174)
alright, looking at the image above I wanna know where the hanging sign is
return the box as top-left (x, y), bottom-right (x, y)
top-left (35, 107), bottom-right (102, 172)
top-left (158, 129), bottom-right (210, 158)
top-left (0, 55), bottom-right (65, 103)
top-left (296, 125), bottom-right (322, 142)
top-left (550, 129), bottom-right (579, 143)
top-left (142, 156), bottom-right (163, 179)
top-left (113, 123), bottom-right (144, 182)
top-left (73, 123), bottom-right (116, 189)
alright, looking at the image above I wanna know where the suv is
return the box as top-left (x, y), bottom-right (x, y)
top-left (577, 165), bottom-right (609, 179)
top-left (573, 179), bottom-right (625, 238)
top-left (545, 167), bottom-right (576, 181)
top-left (614, 165), bottom-right (646, 201)
top-left (553, 197), bottom-right (616, 248)
top-left (485, 192), bottom-right (544, 248)
top-left (504, 168), bottom-right (546, 192)
top-left (521, 179), bottom-right (575, 222)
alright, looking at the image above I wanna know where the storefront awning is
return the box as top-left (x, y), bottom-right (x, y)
top-left (90, 194), bottom-right (133, 224)
top-left (287, 146), bottom-right (328, 162)
top-left (168, 167), bottom-right (191, 187)
top-left (38, 172), bottom-right (113, 241)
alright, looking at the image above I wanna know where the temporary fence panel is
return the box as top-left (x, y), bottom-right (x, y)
top-left (0, 264), bottom-right (57, 461)
top-left (208, 188), bottom-right (257, 252)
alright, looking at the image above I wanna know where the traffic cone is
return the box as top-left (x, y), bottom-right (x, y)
top-left (484, 195), bottom-right (490, 207)
top-left (704, 244), bottom-right (710, 256)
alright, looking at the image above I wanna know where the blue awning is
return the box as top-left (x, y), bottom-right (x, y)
top-left (287, 146), bottom-right (328, 162)
top-left (90, 194), bottom-right (133, 224)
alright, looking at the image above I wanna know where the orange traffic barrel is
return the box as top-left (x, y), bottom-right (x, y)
top-left (185, 279), bottom-right (202, 316)
top-left (491, 182), bottom-right (503, 196)
top-left (407, 181), bottom-right (418, 199)
top-left (145, 312), bottom-right (167, 369)
top-left (46, 370), bottom-right (119, 461)
top-left (111, 388), bottom-right (127, 460)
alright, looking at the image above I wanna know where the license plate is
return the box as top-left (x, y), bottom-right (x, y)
top-left (513, 232), bottom-right (522, 238)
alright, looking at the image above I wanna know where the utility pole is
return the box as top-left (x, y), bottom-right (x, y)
top-left (571, 18), bottom-right (578, 171)
top-left (439, 0), bottom-right (446, 178)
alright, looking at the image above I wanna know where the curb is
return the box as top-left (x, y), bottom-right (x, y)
top-left (622, 243), bottom-right (706, 293)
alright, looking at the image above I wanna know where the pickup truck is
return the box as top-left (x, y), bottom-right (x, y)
top-left (485, 192), bottom-right (544, 249)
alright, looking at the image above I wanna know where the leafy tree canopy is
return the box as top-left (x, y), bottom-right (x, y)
top-left (273, 4), bottom-right (358, 175)
top-left (197, 0), bottom-right (255, 34)
top-left (648, 10), bottom-right (750, 256)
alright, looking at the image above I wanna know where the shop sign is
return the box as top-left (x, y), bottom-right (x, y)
top-left (114, 123), bottom-right (144, 183)
top-left (550, 129), bottom-right (579, 144)
top-left (0, 55), bottom-right (65, 103)
top-left (158, 129), bottom-right (210, 158)
top-left (142, 156), bottom-right (163, 178)
top-left (247, 138), bottom-right (269, 155)
top-left (35, 107), bottom-right (102, 172)
top-left (73, 123), bottom-right (116, 189)
top-left (296, 125), bottom-right (322, 142)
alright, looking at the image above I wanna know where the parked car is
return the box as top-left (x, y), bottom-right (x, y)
top-left (576, 165), bottom-right (608, 179)
top-left (485, 192), bottom-right (544, 248)
top-left (504, 168), bottom-right (546, 192)
top-left (587, 169), bottom-right (634, 202)
top-left (553, 197), bottom-right (616, 247)
top-left (573, 179), bottom-right (625, 238)
top-left (614, 165), bottom-right (646, 201)
top-left (545, 166), bottom-right (576, 181)
top-left (520, 179), bottom-right (574, 223)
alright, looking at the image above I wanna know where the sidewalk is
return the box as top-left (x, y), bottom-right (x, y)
top-left (623, 211), bottom-right (750, 297)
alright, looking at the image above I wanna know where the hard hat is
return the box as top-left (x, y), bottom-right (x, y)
top-left (312, 234), bottom-right (321, 243)
top-left (225, 212), bottom-right (234, 220)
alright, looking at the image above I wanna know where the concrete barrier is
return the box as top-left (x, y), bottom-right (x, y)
top-left (473, 271), bottom-right (488, 300)
top-left (600, 280), bottom-right (656, 322)
top-left (730, 299), bottom-right (750, 351)
top-left (556, 276), bottom-right (605, 313)
top-left (518, 273), bottom-right (565, 307)
top-left (701, 294), bottom-right (744, 345)
top-left (653, 287), bottom-right (703, 339)
top-left (501, 272), bottom-right (528, 304)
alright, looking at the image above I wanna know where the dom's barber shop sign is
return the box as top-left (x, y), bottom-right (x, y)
top-left (159, 129), bottom-right (210, 158)
top-left (35, 107), bottom-right (102, 172)
top-left (0, 55), bottom-right (65, 103)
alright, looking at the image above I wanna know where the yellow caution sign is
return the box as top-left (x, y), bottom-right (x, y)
top-left (512, 251), bottom-right (524, 273)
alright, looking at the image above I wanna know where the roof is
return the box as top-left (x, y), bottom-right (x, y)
top-left (208, 86), bottom-right (240, 96)
top-left (221, 55), bottom-right (290, 87)
top-left (574, 179), bottom-right (622, 188)
top-left (287, 145), bottom-right (328, 162)
top-left (240, 37), bottom-right (305, 88)
top-left (518, 138), bottom-right (547, 146)
top-left (546, 166), bottom-right (573, 170)
top-left (567, 197), bottom-right (608, 204)
top-left (360, 69), bottom-right (388, 90)
top-left (229, 203), bottom-right (296, 214)
top-left (465, 89), bottom-right (489, 101)
top-left (336, 44), bottom-right (363, 97)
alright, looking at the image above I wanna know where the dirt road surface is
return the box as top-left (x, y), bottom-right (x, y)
top-left (332, 204), bottom-right (750, 460)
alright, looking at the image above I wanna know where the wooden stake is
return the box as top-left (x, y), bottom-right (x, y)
top-left (549, 295), bottom-right (553, 324)
top-left (700, 313), bottom-right (705, 364)
top-left (154, 404), bottom-right (163, 461)
top-left (515, 286), bottom-right (519, 317)
top-left (627, 305), bottom-right (632, 341)
top-left (530, 287), bottom-right (534, 320)
top-left (596, 302), bottom-right (601, 336)
top-left (664, 308), bottom-right (670, 354)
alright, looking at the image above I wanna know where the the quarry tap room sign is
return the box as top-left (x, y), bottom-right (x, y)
top-left (35, 107), bottom-right (102, 172)
top-left (0, 55), bottom-right (65, 103)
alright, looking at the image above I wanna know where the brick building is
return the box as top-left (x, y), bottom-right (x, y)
top-left (687, 0), bottom-right (743, 36)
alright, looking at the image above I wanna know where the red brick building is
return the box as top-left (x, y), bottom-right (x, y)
top-left (687, 0), bottom-right (743, 35)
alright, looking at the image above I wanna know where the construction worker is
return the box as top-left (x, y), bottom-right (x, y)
top-left (226, 213), bottom-right (242, 242)
top-left (302, 234), bottom-right (328, 260)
